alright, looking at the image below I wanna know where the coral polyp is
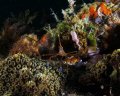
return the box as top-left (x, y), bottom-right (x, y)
top-left (0, 53), bottom-right (68, 96)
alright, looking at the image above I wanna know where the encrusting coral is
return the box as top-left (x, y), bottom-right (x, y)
top-left (0, 53), bottom-right (92, 96)
top-left (88, 49), bottom-right (120, 84)
top-left (0, 53), bottom-right (68, 96)
top-left (1, 49), bottom-right (120, 95)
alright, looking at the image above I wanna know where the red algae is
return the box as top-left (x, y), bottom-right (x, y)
top-left (100, 3), bottom-right (112, 15)
top-left (89, 6), bottom-right (98, 19)
top-left (39, 34), bottom-right (50, 47)
top-left (89, 6), bottom-right (95, 18)
top-left (81, 14), bottom-right (86, 20)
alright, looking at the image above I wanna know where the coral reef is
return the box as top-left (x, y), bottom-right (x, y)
top-left (0, 0), bottom-right (120, 95)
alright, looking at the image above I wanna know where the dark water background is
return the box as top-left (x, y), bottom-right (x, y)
top-left (0, 0), bottom-right (92, 31)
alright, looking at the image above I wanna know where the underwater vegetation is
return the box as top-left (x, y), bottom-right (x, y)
top-left (10, 9), bottom-right (39, 25)
top-left (0, 0), bottom-right (120, 95)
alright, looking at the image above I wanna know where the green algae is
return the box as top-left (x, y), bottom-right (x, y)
top-left (56, 21), bottom-right (71, 35)
top-left (83, 23), bottom-right (97, 47)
